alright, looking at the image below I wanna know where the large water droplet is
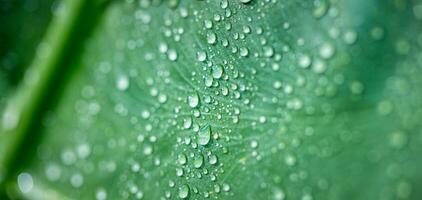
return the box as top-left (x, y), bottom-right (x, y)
top-left (198, 125), bottom-right (211, 146)
top-left (212, 64), bottom-right (224, 79)
top-left (17, 172), bottom-right (33, 193)
top-left (178, 184), bottom-right (190, 199)
top-left (188, 93), bottom-right (199, 108)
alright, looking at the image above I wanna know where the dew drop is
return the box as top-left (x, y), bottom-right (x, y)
top-left (116, 75), bottom-right (129, 91)
top-left (298, 55), bottom-right (311, 68)
top-left (343, 30), bottom-right (358, 44)
top-left (204, 20), bottom-right (213, 29)
top-left (18, 172), bottom-right (33, 193)
top-left (188, 93), bottom-right (199, 108)
top-left (96, 188), bottom-right (107, 200)
top-left (178, 154), bottom-right (187, 165)
top-left (209, 154), bottom-right (218, 165)
top-left (168, 49), bottom-right (178, 61)
top-left (197, 51), bottom-right (207, 62)
top-left (212, 64), bottom-right (224, 79)
top-left (285, 154), bottom-right (296, 166)
top-left (178, 184), bottom-right (189, 199)
top-left (263, 46), bottom-right (274, 57)
top-left (158, 94), bottom-right (167, 104)
top-left (193, 155), bottom-right (204, 168)
top-left (183, 117), bottom-right (192, 129)
top-left (240, 47), bottom-right (249, 57)
top-left (222, 183), bottom-right (231, 192)
top-left (319, 43), bottom-right (335, 59)
top-left (70, 173), bottom-right (84, 188)
top-left (250, 140), bottom-right (259, 148)
top-left (240, 0), bottom-right (252, 3)
top-left (204, 76), bottom-right (213, 87)
top-left (198, 125), bottom-right (211, 146)
top-left (207, 32), bottom-right (217, 44)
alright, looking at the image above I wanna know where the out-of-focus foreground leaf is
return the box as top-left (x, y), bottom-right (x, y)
top-left (0, 0), bottom-right (55, 112)
top-left (1, 0), bottom-right (422, 199)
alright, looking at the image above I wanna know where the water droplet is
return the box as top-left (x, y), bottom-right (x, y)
top-left (204, 20), bottom-right (213, 29)
top-left (319, 43), bottom-right (335, 59)
top-left (263, 46), bottom-right (274, 57)
top-left (168, 49), bottom-right (178, 61)
top-left (285, 154), bottom-right (296, 166)
top-left (301, 193), bottom-right (313, 200)
top-left (198, 125), bottom-right (211, 146)
top-left (193, 155), bottom-right (204, 168)
top-left (209, 154), bottom-right (218, 165)
top-left (96, 188), bottom-right (107, 200)
top-left (178, 154), bottom-right (187, 165)
top-left (207, 32), bottom-right (217, 44)
top-left (197, 51), bottom-right (207, 62)
top-left (76, 143), bottom-right (91, 159)
top-left (116, 75), bottom-right (129, 91)
top-left (259, 116), bottom-right (266, 123)
top-left (188, 93), bottom-right (199, 108)
top-left (18, 172), bottom-right (33, 193)
top-left (212, 64), bottom-right (224, 79)
top-left (250, 140), bottom-right (258, 148)
top-left (313, 1), bottom-right (328, 18)
top-left (45, 164), bottom-right (61, 181)
top-left (298, 55), bottom-right (311, 68)
top-left (222, 183), bottom-right (231, 192)
top-left (183, 117), bottom-right (192, 129)
top-left (204, 76), bottom-right (213, 87)
top-left (343, 30), bottom-right (358, 44)
top-left (273, 81), bottom-right (282, 89)
top-left (312, 59), bottom-right (326, 74)
top-left (240, 47), bottom-right (249, 57)
top-left (274, 189), bottom-right (286, 200)
top-left (178, 184), bottom-right (189, 199)
top-left (176, 168), bottom-right (184, 176)
top-left (70, 173), bottom-right (84, 188)
top-left (221, 0), bottom-right (229, 9)
top-left (240, 0), bottom-right (252, 4)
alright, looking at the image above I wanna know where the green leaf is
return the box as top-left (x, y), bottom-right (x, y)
top-left (2, 0), bottom-right (422, 199)
top-left (0, 0), bottom-right (55, 112)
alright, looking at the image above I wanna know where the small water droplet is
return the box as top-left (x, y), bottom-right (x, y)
top-left (298, 55), bottom-right (311, 68)
top-left (240, 0), bottom-right (252, 4)
top-left (209, 154), bottom-right (218, 165)
top-left (197, 51), bottom-right (207, 62)
top-left (183, 117), bottom-right (192, 129)
top-left (263, 46), bottom-right (274, 57)
top-left (116, 75), bottom-right (129, 91)
top-left (168, 49), bottom-right (178, 61)
top-left (319, 43), bottom-right (335, 59)
top-left (343, 30), bottom-right (358, 44)
top-left (96, 188), bottom-right (107, 200)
